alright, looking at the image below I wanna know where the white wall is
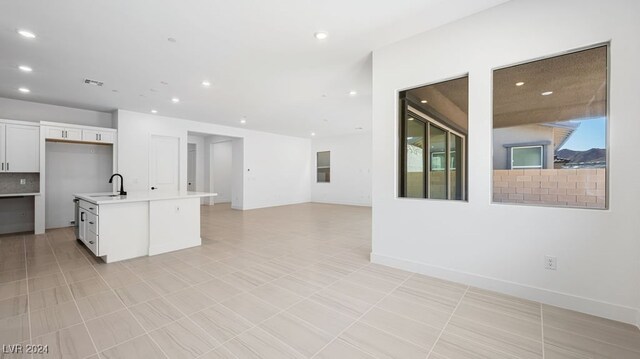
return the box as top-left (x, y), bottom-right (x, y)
top-left (0, 97), bottom-right (113, 128)
top-left (311, 132), bottom-right (372, 206)
top-left (115, 110), bottom-right (310, 210)
top-left (45, 142), bottom-right (113, 229)
top-left (211, 141), bottom-right (233, 203)
top-left (372, 0), bottom-right (640, 326)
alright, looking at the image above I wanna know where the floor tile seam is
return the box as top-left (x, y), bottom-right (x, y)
top-left (21, 235), bottom-right (34, 359)
top-left (541, 306), bottom-right (640, 335)
top-left (540, 303), bottom-right (545, 359)
top-left (426, 285), bottom-right (470, 358)
top-left (198, 254), bottom-right (379, 358)
top-left (67, 246), bottom-right (171, 359)
top-left (446, 310), bottom-right (545, 345)
top-left (41, 235), bottom-right (101, 358)
top-left (541, 322), bottom-right (640, 354)
top-left (309, 271), bottom-right (415, 359)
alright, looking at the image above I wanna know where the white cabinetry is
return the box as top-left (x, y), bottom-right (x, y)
top-left (45, 126), bottom-right (82, 141)
top-left (82, 129), bottom-right (114, 144)
top-left (0, 122), bottom-right (40, 172)
top-left (78, 200), bottom-right (100, 256)
top-left (42, 122), bottom-right (116, 145)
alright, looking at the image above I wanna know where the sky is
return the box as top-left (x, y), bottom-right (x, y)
top-left (559, 117), bottom-right (606, 151)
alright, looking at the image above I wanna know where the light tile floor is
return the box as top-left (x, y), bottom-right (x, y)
top-left (0, 203), bottom-right (639, 358)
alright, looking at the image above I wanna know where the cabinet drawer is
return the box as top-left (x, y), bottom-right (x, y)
top-left (86, 212), bottom-right (98, 235)
top-left (79, 200), bottom-right (98, 215)
top-left (85, 230), bottom-right (99, 256)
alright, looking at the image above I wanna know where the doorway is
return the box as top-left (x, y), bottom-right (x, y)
top-left (187, 143), bottom-right (197, 191)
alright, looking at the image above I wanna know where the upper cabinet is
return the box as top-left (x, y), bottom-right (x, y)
top-left (42, 122), bottom-right (116, 145)
top-left (45, 126), bottom-right (82, 142)
top-left (0, 122), bottom-right (40, 173)
top-left (82, 129), bottom-right (114, 144)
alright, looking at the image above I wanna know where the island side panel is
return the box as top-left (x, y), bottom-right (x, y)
top-left (148, 197), bottom-right (201, 255)
top-left (99, 201), bottom-right (150, 263)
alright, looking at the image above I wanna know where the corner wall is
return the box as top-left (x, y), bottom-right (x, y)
top-left (311, 132), bottom-right (372, 206)
top-left (372, 0), bottom-right (640, 325)
top-left (116, 110), bottom-right (311, 211)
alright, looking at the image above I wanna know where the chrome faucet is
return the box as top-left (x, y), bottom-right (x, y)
top-left (108, 173), bottom-right (127, 196)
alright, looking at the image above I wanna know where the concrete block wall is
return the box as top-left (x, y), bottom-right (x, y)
top-left (493, 168), bottom-right (606, 209)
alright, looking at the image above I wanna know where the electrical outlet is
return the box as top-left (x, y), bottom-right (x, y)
top-left (20, 179), bottom-right (26, 185)
top-left (545, 255), bottom-right (557, 270)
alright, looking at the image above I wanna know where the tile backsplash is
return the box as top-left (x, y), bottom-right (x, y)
top-left (0, 173), bottom-right (40, 194)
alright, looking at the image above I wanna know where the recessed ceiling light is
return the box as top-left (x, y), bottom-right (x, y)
top-left (202, 81), bottom-right (211, 87)
top-left (151, 110), bottom-right (158, 114)
top-left (314, 32), bottom-right (328, 40)
top-left (18, 87), bottom-right (30, 93)
top-left (515, 82), bottom-right (525, 86)
top-left (171, 97), bottom-right (180, 103)
top-left (541, 91), bottom-right (553, 96)
top-left (17, 29), bottom-right (36, 39)
top-left (18, 65), bottom-right (33, 72)
top-left (420, 100), bottom-right (428, 103)
top-left (311, 132), bottom-right (316, 136)
top-left (349, 90), bottom-right (357, 96)
top-left (240, 118), bottom-right (247, 124)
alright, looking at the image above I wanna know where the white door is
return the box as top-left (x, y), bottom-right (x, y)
top-left (149, 135), bottom-right (180, 192)
top-left (5, 124), bottom-right (39, 172)
top-left (187, 144), bottom-right (196, 191)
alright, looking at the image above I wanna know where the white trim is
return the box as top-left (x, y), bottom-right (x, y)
top-left (511, 145), bottom-right (543, 169)
top-left (371, 252), bottom-right (639, 328)
top-left (310, 200), bottom-right (371, 207)
top-left (40, 120), bottom-right (116, 132)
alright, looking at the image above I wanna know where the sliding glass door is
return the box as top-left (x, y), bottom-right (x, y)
top-left (401, 107), bottom-right (465, 200)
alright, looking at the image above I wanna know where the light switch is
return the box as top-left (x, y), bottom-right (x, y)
top-left (20, 179), bottom-right (26, 185)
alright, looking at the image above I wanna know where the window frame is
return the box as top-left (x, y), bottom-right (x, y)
top-left (510, 145), bottom-right (544, 169)
top-left (400, 105), bottom-right (466, 200)
top-left (316, 151), bottom-right (331, 183)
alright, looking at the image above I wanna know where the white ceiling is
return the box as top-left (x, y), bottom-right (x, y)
top-left (0, 0), bottom-right (508, 138)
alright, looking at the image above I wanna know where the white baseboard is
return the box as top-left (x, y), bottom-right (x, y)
top-left (311, 199), bottom-right (372, 207)
top-left (371, 252), bottom-right (639, 328)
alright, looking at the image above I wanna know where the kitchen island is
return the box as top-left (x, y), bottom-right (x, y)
top-left (74, 191), bottom-right (216, 263)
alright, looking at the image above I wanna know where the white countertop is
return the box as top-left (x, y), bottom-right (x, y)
top-left (0, 192), bottom-right (41, 198)
top-left (74, 191), bottom-right (217, 204)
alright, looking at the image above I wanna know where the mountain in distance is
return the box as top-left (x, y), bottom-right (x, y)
top-left (556, 148), bottom-right (606, 163)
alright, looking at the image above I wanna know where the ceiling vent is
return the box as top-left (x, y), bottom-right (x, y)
top-left (84, 78), bottom-right (104, 87)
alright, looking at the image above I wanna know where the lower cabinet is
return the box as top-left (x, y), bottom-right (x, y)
top-left (78, 204), bottom-right (100, 256)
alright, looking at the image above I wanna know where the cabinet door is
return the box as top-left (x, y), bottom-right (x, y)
top-left (97, 131), bottom-right (114, 144)
top-left (0, 124), bottom-right (5, 170)
top-left (82, 130), bottom-right (115, 144)
top-left (5, 124), bottom-right (39, 172)
top-left (65, 128), bottom-right (82, 141)
top-left (45, 127), bottom-right (66, 140)
top-left (78, 210), bottom-right (87, 243)
top-left (82, 130), bottom-right (100, 142)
